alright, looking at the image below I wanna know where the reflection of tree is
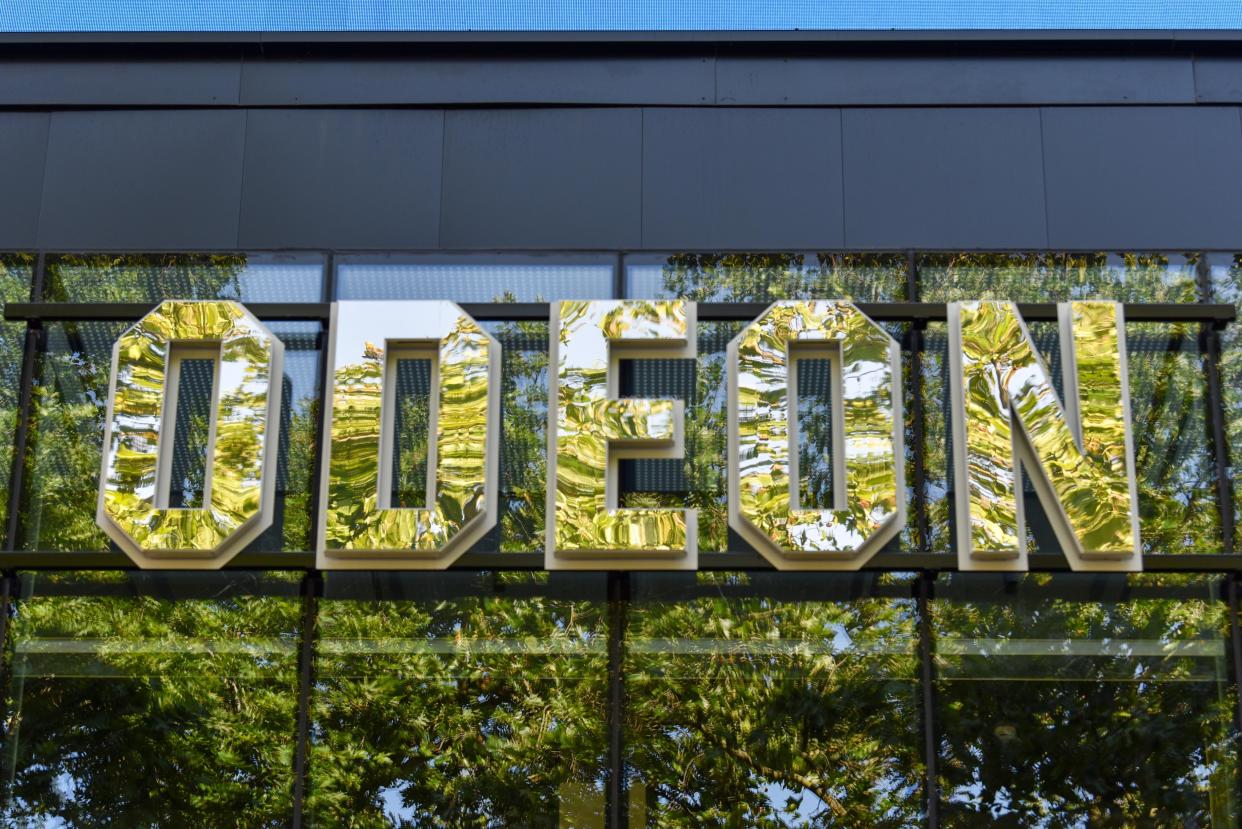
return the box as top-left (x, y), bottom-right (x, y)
top-left (1, 571), bottom-right (302, 827)
top-left (1209, 255), bottom-right (1242, 552)
top-left (919, 253), bottom-right (1219, 555)
top-left (307, 573), bottom-right (609, 826)
top-left (934, 573), bottom-right (1237, 827)
top-left (0, 255), bottom-right (34, 532)
top-left (21, 256), bottom-right (319, 554)
top-left (3, 570), bottom-right (1237, 825)
top-left (305, 571), bottom-right (926, 828)
top-left (22, 319), bottom-right (118, 550)
top-left (9, 251), bottom-right (1230, 557)
top-left (491, 316), bottom-right (550, 552)
top-left (650, 253), bottom-right (908, 304)
top-left (2, 253), bottom-right (1238, 829)
top-left (625, 572), bottom-right (923, 827)
top-left (392, 360), bottom-right (431, 508)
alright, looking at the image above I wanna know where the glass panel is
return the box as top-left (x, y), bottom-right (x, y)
top-left (167, 357), bottom-right (215, 509)
top-left (1128, 323), bottom-right (1219, 554)
top-left (933, 573), bottom-right (1238, 826)
top-left (491, 320), bottom-right (550, 551)
top-left (0, 570), bottom-right (302, 826)
top-left (920, 324), bottom-right (953, 554)
top-left (625, 252), bottom-right (907, 302)
top-left (390, 358), bottom-right (432, 509)
top-left (308, 571), bottom-right (609, 826)
top-left (625, 571), bottom-right (924, 826)
top-left (44, 253), bottom-right (324, 303)
top-left (623, 253), bottom-right (918, 552)
top-left (1208, 253), bottom-right (1242, 552)
top-left (917, 252), bottom-right (1199, 305)
top-left (0, 254), bottom-right (33, 534)
top-left (797, 357), bottom-right (834, 511)
top-left (919, 253), bottom-right (1217, 554)
top-left (335, 256), bottom-right (615, 302)
top-left (21, 320), bottom-right (322, 553)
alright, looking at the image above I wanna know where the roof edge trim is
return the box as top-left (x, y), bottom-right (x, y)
top-left (3, 28), bottom-right (1242, 47)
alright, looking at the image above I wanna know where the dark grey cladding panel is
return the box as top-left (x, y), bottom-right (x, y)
top-left (0, 59), bottom-right (241, 105)
top-left (440, 108), bottom-right (641, 248)
top-left (0, 113), bottom-right (50, 249)
top-left (239, 109), bottom-right (442, 249)
top-left (642, 108), bottom-right (843, 249)
top-left (842, 108), bottom-right (1047, 248)
top-left (37, 110), bottom-right (245, 250)
top-left (1195, 58), bottom-right (1242, 102)
top-left (1042, 107), bottom-right (1242, 249)
top-left (718, 55), bottom-right (1196, 105)
top-left (241, 55), bottom-right (713, 105)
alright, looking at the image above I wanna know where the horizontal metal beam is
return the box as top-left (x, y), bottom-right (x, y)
top-left (0, 551), bottom-right (317, 569)
top-left (2, 551), bottom-right (1241, 573)
top-left (6, 301), bottom-right (1236, 325)
top-left (4, 302), bottom-right (330, 322)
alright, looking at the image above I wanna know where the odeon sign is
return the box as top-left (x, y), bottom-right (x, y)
top-left (96, 299), bottom-right (1141, 574)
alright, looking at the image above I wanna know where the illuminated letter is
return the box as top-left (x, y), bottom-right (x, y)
top-left (547, 300), bottom-right (697, 569)
top-left (98, 300), bottom-right (283, 568)
top-left (728, 301), bottom-right (905, 569)
top-left (949, 301), bottom-right (1140, 572)
top-left (317, 301), bottom-right (500, 569)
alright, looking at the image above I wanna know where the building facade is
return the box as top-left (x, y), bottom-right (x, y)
top-left (1, 27), bottom-right (1242, 827)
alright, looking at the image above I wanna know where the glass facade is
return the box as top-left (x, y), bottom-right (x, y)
top-left (934, 573), bottom-right (1237, 826)
top-left (308, 572), bottom-right (610, 826)
top-left (0, 255), bottom-right (32, 536)
top-left (0, 251), bottom-right (1240, 827)
top-left (625, 572), bottom-right (924, 826)
top-left (22, 255), bottom-right (325, 556)
top-left (1, 571), bottom-right (303, 826)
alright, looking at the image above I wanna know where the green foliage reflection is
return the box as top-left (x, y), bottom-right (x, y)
top-left (625, 572), bottom-right (924, 827)
top-left (21, 256), bottom-right (322, 553)
top-left (934, 573), bottom-right (1238, 826)
top-left (0, 571), bottom-right (302, 827)
top-left (1208, 254), bottom-right (1242, 553)
top-left (919, 253), bottom-right (1219, 554)
top-left (0, 255), bottom-right (33, 532)
top-left (308, 572), bottom-right (609, 826)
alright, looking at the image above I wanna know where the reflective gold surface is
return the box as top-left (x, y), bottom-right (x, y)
top-left (318, 301), bottom-right (499, 568)
top-left (98, 300), bottom-right (283, 566)
top-left (727, 301), bottom-right (904, 568)
top-left (547, 300), bottom-right (696, 568)
top-left (949, 301), bottom-right (1140, 571)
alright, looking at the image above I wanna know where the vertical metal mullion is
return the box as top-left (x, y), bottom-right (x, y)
top-left (1227, 574), bottom-right (1242, 809)
top-left (905, 251), bottom-right (930, 551)
top-left (0, 570), bottom-right (11, 650)
top-left (614, 252), bottom-right (626, 300)
top-left (606, 570), bottom-right (629, 829)
top-left (1197, 258), bottom-right (1235, 554)
top-left (0, 571), bottom-right (13, 706)
top-left (307, 254), bottom-right (335, 557)
top-left (291, 571), bottom-right (321, 829)
top-left (0, 568), bottom-right (14, 807)
top-left (292, 255), bottom-right (333, 829)
top-left (5, 253), bottom-right (46, 552)
top-left (917, 571), bottom-right (940, 829)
